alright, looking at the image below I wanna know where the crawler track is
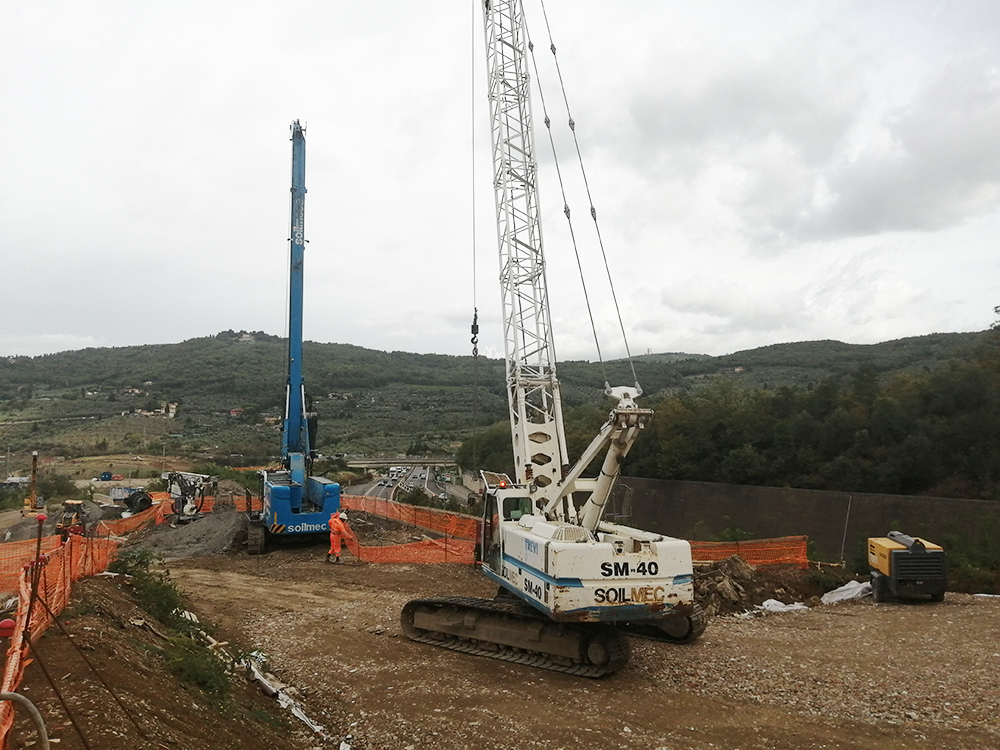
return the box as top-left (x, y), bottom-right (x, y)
top-left (401, 596), bottom-right (630, 677)
top-left (246, 523), bottom-right (265, 555)
top-left (618, 601), bottom-right (708, 644)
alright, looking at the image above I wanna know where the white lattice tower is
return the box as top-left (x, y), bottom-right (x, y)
top-left (482, 0), bottom-right (569, 500)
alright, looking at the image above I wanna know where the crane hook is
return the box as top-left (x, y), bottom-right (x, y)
top-left (471, 309), bottom-right (479, 358)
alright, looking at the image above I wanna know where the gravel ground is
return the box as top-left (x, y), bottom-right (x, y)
top-left (169, 549), bottom-right (1000, 750)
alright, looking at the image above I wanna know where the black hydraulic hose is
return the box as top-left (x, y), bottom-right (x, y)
top-left (0, 692), bottom-right (49, 750)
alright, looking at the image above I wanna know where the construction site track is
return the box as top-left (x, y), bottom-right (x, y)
top-left (400, 596), bottom-right (630, 678)
top-left (618, 601), bottom-right (708, 644)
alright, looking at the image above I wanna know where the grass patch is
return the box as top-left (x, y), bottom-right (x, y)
top-left (165, 636), bottom-right (231, 699)
top-left (110, 547), bottom-right (235, 698)
top-left (109, 548), bottom-right (187, 627)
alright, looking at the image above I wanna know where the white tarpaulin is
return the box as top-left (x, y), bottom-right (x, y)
top-left (821, 579), bottom-right (872, 604)
top-left (757, 598), bottom-right (809, 612)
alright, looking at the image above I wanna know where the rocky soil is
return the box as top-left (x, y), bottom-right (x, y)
top-left (5, 508), bottom-right (999, 750)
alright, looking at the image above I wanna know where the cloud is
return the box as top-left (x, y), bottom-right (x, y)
top-left (608, 12), bottom-right (1000, 248)
top-left (798, 55), bottom-right (1000, 238)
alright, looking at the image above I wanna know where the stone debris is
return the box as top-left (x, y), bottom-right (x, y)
top-left (694, 555), bottom-right (759, 616)
top-left (694, 555), bottom-right (826, 617)
top-left (123, 505), bottom-right (247, 560)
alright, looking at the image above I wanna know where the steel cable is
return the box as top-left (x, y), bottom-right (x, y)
top-left (537, 0), bottom-right (642, 394)
top-left (523, 11), bottom-right (608, 387)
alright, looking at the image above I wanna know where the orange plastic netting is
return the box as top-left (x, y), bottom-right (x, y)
top-left (690, 535), bottom-right (809, 568)
top-left (0, 534), bottom-right (117, 741)
top-left (0, 535), bottom-right (65, 594)
top-left (341, 495), bottom-right (478, 539)
top-left (339, 496), bottom-right (809, 568)
top-left (234, 494), bottom-right (262, 513)
top-left (339, 495), bottom-right (478, 564)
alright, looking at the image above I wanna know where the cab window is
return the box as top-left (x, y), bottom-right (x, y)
top-left (502, 496), bottom-right (532, 521)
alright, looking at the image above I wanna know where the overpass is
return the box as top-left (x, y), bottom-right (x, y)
top-left (345, 456), bottom-right (456, 469)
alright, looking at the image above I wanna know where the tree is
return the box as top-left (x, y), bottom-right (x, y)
top-left (455, 421), bottom-right (514, 478)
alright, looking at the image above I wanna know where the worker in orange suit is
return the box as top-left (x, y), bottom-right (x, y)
top-left (327, 511), bottom-right (348, 563)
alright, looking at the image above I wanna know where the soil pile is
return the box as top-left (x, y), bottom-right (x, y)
top-left (7, 576), bottom-right (304, 750)
top-left (695, 555), bottom-right (836, 616)
top-left (123, 506), bottom-right (247, 560)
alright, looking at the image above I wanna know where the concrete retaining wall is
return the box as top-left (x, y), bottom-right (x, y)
top-left (622, 476), bottom-right (1000, 564)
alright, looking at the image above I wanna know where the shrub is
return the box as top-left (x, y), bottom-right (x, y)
top-left (165, 637), bottom-right (230, 699)
top-left (109, 548), bottom-right (186, 627)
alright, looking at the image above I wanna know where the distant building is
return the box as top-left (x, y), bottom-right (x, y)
top-left (229, 408), bottom-right (245, 417)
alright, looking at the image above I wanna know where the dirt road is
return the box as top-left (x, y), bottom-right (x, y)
top-left (169, 548), bottom-right (1000, 750)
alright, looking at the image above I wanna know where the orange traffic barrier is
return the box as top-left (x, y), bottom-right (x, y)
top-left (690, 535), bottom-right (809, 568)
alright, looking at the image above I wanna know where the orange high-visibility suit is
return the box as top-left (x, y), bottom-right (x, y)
top-left (328, 512), bottom-right (348, 561)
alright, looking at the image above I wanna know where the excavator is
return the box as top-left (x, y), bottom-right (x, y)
top-left (55, 499), bottom-right (87, 543)
top-left (401, 0), bottom-right (704, 676)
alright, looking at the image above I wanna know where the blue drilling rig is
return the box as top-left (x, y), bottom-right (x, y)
top-left (246, 120), bottom-right (340, 554)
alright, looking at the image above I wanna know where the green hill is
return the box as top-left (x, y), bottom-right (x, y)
top-left (0, 329), bottom-right (989, 464)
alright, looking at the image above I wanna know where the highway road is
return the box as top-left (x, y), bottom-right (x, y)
top-left (347, 464), bottom-right (457, 506)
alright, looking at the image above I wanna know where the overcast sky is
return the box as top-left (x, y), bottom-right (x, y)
top-left (2, 1), bottom-right (999, 364)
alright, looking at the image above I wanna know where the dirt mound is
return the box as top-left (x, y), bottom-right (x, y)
top-left (123, 506), bottom-right (247, 560)
top-left (7, 576), bottom-right (303, 750)
top-left (346, 510), bottom-right (442, 545)
top-left (695, 555), bottom-right (837, 616)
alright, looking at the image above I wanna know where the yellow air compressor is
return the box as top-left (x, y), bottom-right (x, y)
top-left (867, 531), bottom-right (947, 602)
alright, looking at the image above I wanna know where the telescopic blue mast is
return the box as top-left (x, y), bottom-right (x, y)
top-left (283, 120), bottom-right (309, 482)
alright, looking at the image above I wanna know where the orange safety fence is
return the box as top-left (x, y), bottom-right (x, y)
top-left (690, 535), bottom-right (809, 568)
top-left (0, 536), bottom-right (65, 594)
top-left (338, 495), bottom-right (478, 564)
top-left (341, 494), bottom-right (479, 540)
top-left (94, 494), bottom-right (171, 536)
top-left (0, 534), bottom-right (118, 743)
top-left (234, 494), bottom-right (263, 513)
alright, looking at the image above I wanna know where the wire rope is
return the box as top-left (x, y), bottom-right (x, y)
top-left (523, 11), bottom-right (608, 388)
top-left (537, 0), bottom-right (642, 394)
top-left (470, 0), bottom-right (481, 471)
